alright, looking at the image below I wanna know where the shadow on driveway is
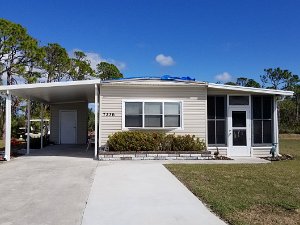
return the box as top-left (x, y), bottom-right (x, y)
top-left (21, 144), bottom-right (95, 159)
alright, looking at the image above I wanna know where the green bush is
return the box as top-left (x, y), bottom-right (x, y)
top-left (107, 131), bottom-right (206, 152)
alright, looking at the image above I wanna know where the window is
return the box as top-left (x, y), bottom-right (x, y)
top-left (164, 102), bottom-right (181, 127)
top-left (144, 102), bottom-right (162, 127)
top-left (229, 96), bottom-right (249, 105)
top-left (124, 101), bottom-right (182, 128)
top-left (252, 96), bottom-right (273, 144)
top-left (207, 96), bottom-right (226, 146)
top-left (125, 102), bottom-right (142, 127)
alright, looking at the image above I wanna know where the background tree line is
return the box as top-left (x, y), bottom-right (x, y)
top-left (0, 18), bottom-right (123, 137)
top-left (1, 18), bottom-right (300, 137)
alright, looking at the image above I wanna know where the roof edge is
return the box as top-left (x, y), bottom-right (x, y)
top-left (0, 79), bottom-right (101, 91)
top-left (208, 83), bottom-right (294, 96)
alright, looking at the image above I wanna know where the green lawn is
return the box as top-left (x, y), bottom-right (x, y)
top-left (166, 138), bottom-right (300, 225)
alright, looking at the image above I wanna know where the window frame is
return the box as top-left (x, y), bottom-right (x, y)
top-left (251, 95), bottom-right (274, 146)
top-left (122, 99), bottom-right (184, 130)
top-left (207, 95), bottom-right (227, 147)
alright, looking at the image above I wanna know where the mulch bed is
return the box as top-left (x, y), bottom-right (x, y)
top-left (261, 154), bottom-right (294, 161)
top-left (213, 155), bottom-right (232, 160)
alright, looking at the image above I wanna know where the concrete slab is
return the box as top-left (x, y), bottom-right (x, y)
top-left (82, 162), bottom-right (226, 225)
top-left (0, 145), bottom-right (266, 225)
top-left (0, 145), bottom-right (98, 225)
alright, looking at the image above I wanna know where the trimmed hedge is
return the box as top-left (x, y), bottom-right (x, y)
top-left (107, 131), bottom-right (206, 152)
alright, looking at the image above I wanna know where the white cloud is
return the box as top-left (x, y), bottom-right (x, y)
top-left (84, 52), bottom-right (105, 70)
top-left (215, 72), bottom-right (232, 82)
top-left (70, 49), bottom-right (126, 71)
top-left (107, 59), bottom-right (126, 71)
top-left (155, 54), bottom-right (175, 66)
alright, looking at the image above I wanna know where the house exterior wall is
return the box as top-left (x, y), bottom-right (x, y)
top-left (99, 85), bottom-right (207, 146)
top-left (252, 147), bottom-right (272, 157)
top-left (98, 85), bottom-right (275, 157)
top-left (50, 102), bottom-right (88, 144)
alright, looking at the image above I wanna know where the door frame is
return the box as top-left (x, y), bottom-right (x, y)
top-left (59, 110), bottom-right (77, 144)
top-left (227, 95), bottom-right (251, 157)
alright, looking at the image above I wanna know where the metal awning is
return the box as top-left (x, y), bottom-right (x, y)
top-left (1, 79), bottom-right (101, 161)
top-left (0, 79), bottom-right (100, 103)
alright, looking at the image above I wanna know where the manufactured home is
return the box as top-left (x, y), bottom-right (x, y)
top-left (0, 76), bottom-right (293, 160)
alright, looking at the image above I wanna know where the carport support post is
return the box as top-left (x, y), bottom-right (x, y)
top-left (4, 91), bottom-right (11, 161)
top-left (40, 103), bottom-right (43, 149)
top-left (26, 100), bottom-right (31, 155)
top-left (94, 84), bottom-right (99, 159)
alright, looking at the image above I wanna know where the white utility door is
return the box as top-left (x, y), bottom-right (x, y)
top-left (60, 110), bottom-right (77, 144)
top-left (228, 108), bottom-right (251, 156)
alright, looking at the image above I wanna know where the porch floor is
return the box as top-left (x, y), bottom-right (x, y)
top-left (21, 144), bottom-right (94, 158)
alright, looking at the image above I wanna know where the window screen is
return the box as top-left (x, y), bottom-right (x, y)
top-left (229, 96), bottom-right (249, 105)
top-left (252, 96), bottom-right (273, 144)
top-left (125, 102), bottom-right (143, 127)
top-left (207, 96), bottom-right (226, 145)
top-left (164, 102), bottom-right (181, 127)
top-left (144, 102), bottom-right (162, 127)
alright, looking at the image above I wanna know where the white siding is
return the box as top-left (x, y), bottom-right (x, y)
top-left (100, 85), bottom-right (207, 146)
top-left (252, 147), bottom-right (271, 157)
top-left (50, 102), bottom-right (88, 144)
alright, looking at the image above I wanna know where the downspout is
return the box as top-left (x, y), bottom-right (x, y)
top-left (274, 95), bottom-right (286, 156)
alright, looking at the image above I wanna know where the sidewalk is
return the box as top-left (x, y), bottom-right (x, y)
top-left (82, 162), bottom-right (226, 225)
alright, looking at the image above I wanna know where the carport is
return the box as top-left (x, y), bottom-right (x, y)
top-left (0, 79), bottom-right (101, 161)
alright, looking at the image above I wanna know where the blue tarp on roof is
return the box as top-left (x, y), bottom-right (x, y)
top-left (112, 75), bottom-right (196, 81)
top-left (160, 75), bottom-right (195, 81)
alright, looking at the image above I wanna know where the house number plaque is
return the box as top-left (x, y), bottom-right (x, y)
top-left (103, 113), bottom-right (115, 117)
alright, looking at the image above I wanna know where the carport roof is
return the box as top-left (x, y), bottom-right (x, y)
top-left (0, 79), bottom-right (100, 104)
top-left (0, 78), bottom-right (294, 104)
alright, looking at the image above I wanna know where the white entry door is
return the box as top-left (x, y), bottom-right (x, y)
top-left (228, 108), bottom-right (251, 156)
top-left (60, 110), bottom-right (77, 144)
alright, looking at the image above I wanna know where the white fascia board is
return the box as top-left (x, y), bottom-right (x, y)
top-left (0, 79), bottom-right (101, 91)
top-left (101, 80), bottom-right (207, 87)
top-left (208, 83), bottom-right (294, 96)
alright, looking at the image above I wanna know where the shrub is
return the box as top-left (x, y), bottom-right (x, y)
top-left (107, 131), bottom-right (206, 152)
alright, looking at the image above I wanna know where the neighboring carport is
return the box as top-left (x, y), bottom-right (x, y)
top-left (0, 79), bottom-right (101, 160)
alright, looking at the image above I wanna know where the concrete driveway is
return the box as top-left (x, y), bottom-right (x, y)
top-left (0, 146), bottom-right (239, 225)
top-left (0, 145), bottom-right (98, 225)
top-left (82, 161), bottom-right (226, 225)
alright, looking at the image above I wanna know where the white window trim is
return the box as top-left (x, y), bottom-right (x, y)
top-left (122, 99), bottom-right (184, 130)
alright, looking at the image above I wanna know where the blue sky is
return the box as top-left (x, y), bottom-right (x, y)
top-left (1, 0), bottom-right (300, 83)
